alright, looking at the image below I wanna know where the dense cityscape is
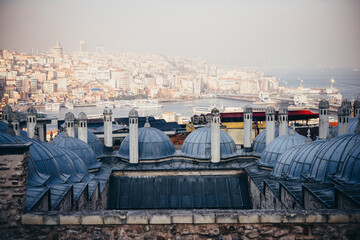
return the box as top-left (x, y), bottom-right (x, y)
top-left (1, 1), bottom-right (360, 239)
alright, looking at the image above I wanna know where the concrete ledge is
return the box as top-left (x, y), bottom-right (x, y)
top-left (126, 211), bottom-right (148, 224)
top-left (328, 213), bottom-right (350, 223)
top-left (172, 211), bottom-right (193, 224)
top-left (216, 213), bottom-right (238, 223)
top-left (81, 215), bottom-right (104, 225)
top-left (104, 212), bottom-right (126, 224)
top-left (44, 215), bottom-right (59, 225)
top-left (22, 214), bottom-right (44, 225)
top-left (238, 214), bottom-right (259, 223)
top-left (22, 209), bottom-right (360, 226)
top-left (194, 213), bottom-right (215, 224)
top-left (59, 215), bottom-right (81, 225)
top-left (149, 214), bottom-right (171, 224)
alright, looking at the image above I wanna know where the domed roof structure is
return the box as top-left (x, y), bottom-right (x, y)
top-left (129, 108), bottom-right (138, 117)
top-left (331, 117), bottom-right (359, 137)
top-left (265, 106), bottom-right (275, 115)
top-left (338, 105), bottom-right (351, 116)
top-left (332, 141), bottom-right (360, 185)
top-left (78, 112), bottom-right (87, 120)
top-left (53, 135), bottom-right (101, 170)
top-left (55, 129), bottom-right (104, 157)
top-left (305, 133), bottom-right (360, 183)
top-left (279, 107), bottom-right (288, 115)
top-left (103, 107), bottom-right (112, 115)
top-left (64, 112), bottom-right (75, 121)
top-left (2, 105), bottom-right (12, 113)
top-left (244, 105), bottom-right (252, 113)
top-left (0, 132), bottom-right (50, 186)
top-left (271, 145), bottom-right (303, 179)
top-left (181, 126), bottom-right (238, 160)
top-left (341, 99), bottom-right (352, 109)
top-left (38, 141), bottom-right (85, 183)
top-left (211, 107), bottom-right (220, 115)
top-left (27, 106), bottom-right (37, 115)
top-left (271, 140), bottom-right (327, 181)
top-left (258, 131), bottom-right (306, 168)
top-left (319, 99), bottom-right (329, 109)
top-left (119, 126), bottom-right (175, 160)
top-left (252, 126), bottom-right (290, 156)
top-left (13, 135), bottom-right (69, 184)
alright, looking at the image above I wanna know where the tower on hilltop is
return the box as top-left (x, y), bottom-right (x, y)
top-left (54, 40), bottom-right (63, 58)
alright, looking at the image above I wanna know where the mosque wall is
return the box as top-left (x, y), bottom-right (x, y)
top-left (336, 191), bottom-right (360, 210)
top-left (303, 187), bottom-right (328, 209)
top-left (247, 176), bottom-right (262, 209)
top-left (31, 190), bottom-right (50, 212)
top-left (0, 143), bottom-right (31, 229)
top-left (54, 187), bottom-right (73, 211)
top-left (264, 184), bottom-right (284, 210)
top-left (72, 187), bottom-right (88, 211)
top-left (13, 209), bottom-right (360, 240)
top-left (280, 185), bottom-right (303, 210)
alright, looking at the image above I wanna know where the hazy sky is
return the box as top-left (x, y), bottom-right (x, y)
top-left (1, 0), bottom-right (359, 68)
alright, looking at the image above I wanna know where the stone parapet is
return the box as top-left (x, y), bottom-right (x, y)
top-left (21, 209), bottom-right (360, 225)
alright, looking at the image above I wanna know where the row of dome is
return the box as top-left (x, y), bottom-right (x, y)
top-left (0, 111), bottom-right (104, 187)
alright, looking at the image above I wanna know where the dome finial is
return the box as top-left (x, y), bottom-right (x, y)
top-left (305, 128), bottom-right (312, 143)
top-left (144, 115), bottom-right (150, 128)
top-left (327, 124), bottom-right (334, 140)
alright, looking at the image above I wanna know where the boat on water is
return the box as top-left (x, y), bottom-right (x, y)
top-left (192, 105), bottom-right (224, 115)
top-left (65, 102), bottom-right (74, 109)
top-left (45, 103), bottom-right (61, 111)
top-left (96, 101), bottom-right (115, 108)
top-left (253, 92), bottom-right (276, 104)
top-left (133, 100), bottom-right (163, 109)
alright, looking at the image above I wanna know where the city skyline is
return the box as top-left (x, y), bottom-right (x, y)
top-left (1, 0), bottom-right (360, 68)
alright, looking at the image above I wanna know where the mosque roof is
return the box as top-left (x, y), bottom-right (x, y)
top-left (331, 141), bottom-right (360, 185)
top-left (181, 125), bottom-right (238, 160)
top-left (119, 126), bottom-right (175, 160)
top-left (0, 131), bottom-right (50, 187)
top-left (319, 99), bottom-right (329, 109)
top-left (271, 140), bottom-right (327, 181)
top-left (258, 132), bottom-right (306, 168)
top-left (13, 135), bottom-right (69, 184)
top-left (53, 135), bottom-right (102, 170)
top-left (305, 133), bottom-right (360, 183)
top-left (252, 126), bottom-right (290, 156)
top-left (55, 129), bottom-right (104, 157)
top-left (332, 117), bottom-right (359, 137)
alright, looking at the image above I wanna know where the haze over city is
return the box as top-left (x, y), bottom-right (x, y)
top-left (1, 0), bottom-right (360, 68)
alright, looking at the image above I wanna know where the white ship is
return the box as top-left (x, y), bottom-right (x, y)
top-left (133, 100), bottom-right (163, 109)
top-left (65, 102), bottom-right (74, 109)
top-left (45, 103), bottom-right (61, 111)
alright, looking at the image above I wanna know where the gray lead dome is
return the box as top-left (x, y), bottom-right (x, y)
top-left (119, 126), bottom-right (175, 160)
top-left (181, 126), bottom-right (238, 160)
top-left (258, 132), bottom-right (306, 168)
top-left (265, 106), bottom-right (275, 115)
top-left (319, 99), bottom-right (329, 109)
top-left (305, 134), bottom-right (360, 183)
top-left (64, 112), bottom-right (75, 121)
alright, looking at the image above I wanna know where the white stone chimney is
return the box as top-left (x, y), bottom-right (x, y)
top-left (338, 104), bottom-right (351, 136)
top-left (78, 112), bottom-right (88, 143)
top-left (278, 107), bottom-right (288, 137)
top-left (103, 108), bottom-right (113, 149)
top-left (211, 108), bottom-right (220, 163)
top-left (12, 112), bottom-right (20, 136)
top-left (265, 106), bottom-right (276, 146)
top-left (26, 107), bottom-right (37, 138)
top-left (1, 105), bottom-right (12, 124)
top-left (64, 112), bottom-right (75, 138)
top-left (129, 108), bottom-right (139, 164)
top-left (318, 99), bottom-right (330, 139)
top-left (243, 105), bottom-right (253, 152)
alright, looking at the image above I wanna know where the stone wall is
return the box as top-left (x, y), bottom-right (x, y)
top-left (0, 143), bottom-right (31, 229)
top-left (13, 209), bottom-right (360, 240)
